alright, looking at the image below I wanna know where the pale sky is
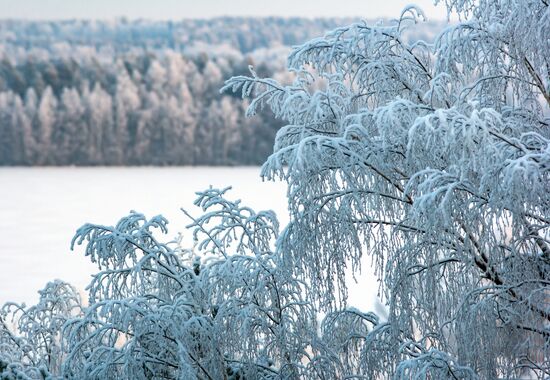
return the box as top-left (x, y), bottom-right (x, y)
top-left (0, 0), bottom-right (448, 20)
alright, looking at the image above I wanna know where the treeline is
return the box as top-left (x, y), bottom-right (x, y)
top-left (0, 18), bottom-right (443, 165)
top-left (0, 18), bottom-right (364, 57)
top-left (0, 52), bottom-right (283, 165)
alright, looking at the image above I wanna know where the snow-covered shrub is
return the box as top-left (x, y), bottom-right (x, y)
top-left (0, 280), bottom-right (83, 379)
top-left (60, 188), bottom-right (319, 379)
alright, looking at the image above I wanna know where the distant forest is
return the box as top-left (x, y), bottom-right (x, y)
top-left (0, 18), bottom-right (443, 165)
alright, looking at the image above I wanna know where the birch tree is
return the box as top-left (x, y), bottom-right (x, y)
top-left (223, 0), bottom-right (550, 378)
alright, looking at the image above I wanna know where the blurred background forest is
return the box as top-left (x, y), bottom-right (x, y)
top-left (0, 18), bottom-right (443, 165)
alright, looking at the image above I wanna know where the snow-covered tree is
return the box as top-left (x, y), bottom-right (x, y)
top-left (56, 87), bottom-right (85, 163)
top-left (36, 86), bottom-right (56, 164)
top-left (223, 0), bottom-right (550, 378)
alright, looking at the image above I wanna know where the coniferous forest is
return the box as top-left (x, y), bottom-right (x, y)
top-left (0, 17), bottom-right (443, 165)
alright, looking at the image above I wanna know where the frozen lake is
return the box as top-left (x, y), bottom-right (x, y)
top-left (0, 167), bottom-right (380, 312)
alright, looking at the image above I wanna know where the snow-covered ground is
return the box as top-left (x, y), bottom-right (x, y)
top-left (0, 167), bottom-right (380, 311)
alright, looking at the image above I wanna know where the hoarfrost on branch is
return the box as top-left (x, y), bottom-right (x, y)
top-left (1, 0), bottom-right (549, 378)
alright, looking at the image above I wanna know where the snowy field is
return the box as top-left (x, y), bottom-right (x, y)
top-left (0, 167), bottom-right (380, 310)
